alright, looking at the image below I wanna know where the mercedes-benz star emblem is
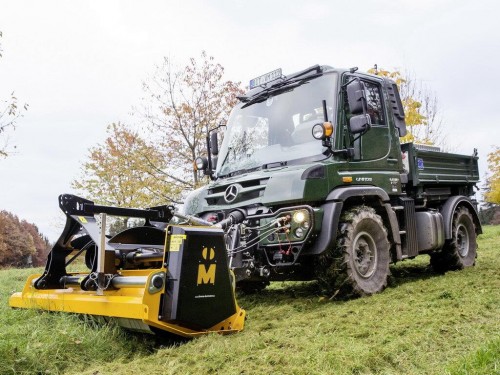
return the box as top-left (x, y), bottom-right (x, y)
top-left (224, 184), bottom-right (240, 203)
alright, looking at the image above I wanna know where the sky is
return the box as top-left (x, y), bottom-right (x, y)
top-left (0, 0), bottom-right (499, 242)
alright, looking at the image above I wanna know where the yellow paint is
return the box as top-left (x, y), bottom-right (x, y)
top-left (78, 216), bottom-right (88, 224)
top-left (9, 266), bottom-right (245, 338)
top-left (197, 264), bottom-right (216, 285)
top-left (201, 247), bottom-right (215, 260)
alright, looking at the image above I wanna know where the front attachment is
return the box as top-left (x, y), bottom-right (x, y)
top-left (9, 194), bottom-right (245, 338)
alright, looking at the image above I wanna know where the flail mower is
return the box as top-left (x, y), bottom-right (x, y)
top-left (9, 194), bottom-right (246, 338)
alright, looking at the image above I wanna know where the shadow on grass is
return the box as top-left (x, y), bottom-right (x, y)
top-left (63, 259), bottom-right (446, 348)
top-left (387, 255), bottom-right (441, 287)
top-left (238, 256), bottom-right (446, 306)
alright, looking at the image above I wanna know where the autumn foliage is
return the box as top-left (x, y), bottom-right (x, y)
top-left (484, 146), bottom-right (500, 205)
top-left (72, 122), bottom-right (173, 207)
top-left (368, 67), bottom-right (443, 146)
top-left (0, 210), bottom-right (50, 267)
top-left (141, 51), bottom-right (244, 191)
top-left (74, 52), bottom-right (243, 210)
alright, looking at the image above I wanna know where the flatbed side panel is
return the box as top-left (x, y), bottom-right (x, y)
top-left (402, 143), bottom-right (479, 186)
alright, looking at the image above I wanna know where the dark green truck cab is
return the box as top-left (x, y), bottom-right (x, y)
top-left (186, 65), bottom-right (481, 296)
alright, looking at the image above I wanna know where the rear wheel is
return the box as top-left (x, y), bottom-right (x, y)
top-left (317, 206), bottom-right (390, 298)
top-left (431, 206), bottom-right (477, 273)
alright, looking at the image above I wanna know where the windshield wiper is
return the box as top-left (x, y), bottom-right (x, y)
top-left (217, 146), bottom-right (233, 174)
top-left (238, 65), bottom-right (323, 108)
top-left (218, 165), bottom-right (262, 179)
top-left (240, 81), bottom-right (305, 108)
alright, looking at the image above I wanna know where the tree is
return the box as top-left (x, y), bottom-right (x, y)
top-left (0, 211), bottom-right (50, 267)
top-left (368, 66), bottom-right (444, 147)
top-left (20, 220), bottom-right (51, 266)
top-left (75, 53), bottom-right (243, 211)
top-left (72, 122), bottom-right (178, 226)
top-left (484, 146), bottom-right (500, 205)
top-left (0, 31), bottom-right (28, 158)
top-left (140, 51), bottom-right (243, 192)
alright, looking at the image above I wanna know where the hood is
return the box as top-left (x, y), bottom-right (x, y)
top-left (184, 165), bottom-right (310, 215)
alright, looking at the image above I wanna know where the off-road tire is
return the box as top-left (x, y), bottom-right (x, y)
top-left (316, 205), bottom-right (390, 298)
top-left (430, 206), bottom-right (477, 273)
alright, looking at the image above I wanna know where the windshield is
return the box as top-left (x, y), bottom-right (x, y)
top-left (217, 73), bottom-right (337, 177)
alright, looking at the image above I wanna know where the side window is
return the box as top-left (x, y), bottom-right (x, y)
top-left (363, 81), bottom-right (385, 126)
top-left (342, 76), bottom-right (390, 162)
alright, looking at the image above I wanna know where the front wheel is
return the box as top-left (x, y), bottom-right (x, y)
top-left (431, 206), bottom-right (477, 273)
top-left (316, 206), bottom-right (391, 298)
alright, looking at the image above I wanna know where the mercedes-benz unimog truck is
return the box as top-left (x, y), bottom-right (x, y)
top-left (189, 65), bottom-right (481, 297)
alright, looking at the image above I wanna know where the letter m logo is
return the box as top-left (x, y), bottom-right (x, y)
top-left (197, 264), bottom-right (216, 285)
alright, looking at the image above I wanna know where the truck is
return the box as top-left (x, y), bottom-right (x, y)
top-left (190, 64), bottom-right (481, 296)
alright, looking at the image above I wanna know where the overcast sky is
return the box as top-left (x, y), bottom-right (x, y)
top-left (1, 0), bottom-right (499, 241)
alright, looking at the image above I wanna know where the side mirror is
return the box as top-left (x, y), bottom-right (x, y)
top-left (210, 132), bottom-right (219, 156)
top-left (349, 114), bottom-right (371, 134)
top-left (346, 80), bottom-right (366, 115)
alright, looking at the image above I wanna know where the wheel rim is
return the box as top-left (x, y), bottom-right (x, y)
top-left (456, 223), bottom-right (470, 257)
top-left (352, 231), bottom-right (378, 278)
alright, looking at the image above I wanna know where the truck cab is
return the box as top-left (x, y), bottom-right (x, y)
top-left (186, 65), bottom-right (481, 296)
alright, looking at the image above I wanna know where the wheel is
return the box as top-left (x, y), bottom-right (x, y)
top-left (316, 205), bottom-right (390, 298)
top-left (431, 206), bottom-right (477, 273)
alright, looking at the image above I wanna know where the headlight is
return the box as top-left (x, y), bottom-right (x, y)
top-left (292, 210), bottom-right (307, 224)
top-left (294, 227), bottom-right (304, 238)
top-left (194, 157), bottom-right (208, 171)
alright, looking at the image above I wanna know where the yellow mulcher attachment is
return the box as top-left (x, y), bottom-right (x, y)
top-left (9, 194), bottom-right (245, 338)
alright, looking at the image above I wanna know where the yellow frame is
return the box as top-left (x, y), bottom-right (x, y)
top-left (9, 268), bottom-right (245, 338)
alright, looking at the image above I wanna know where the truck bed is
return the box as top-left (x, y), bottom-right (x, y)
top-left (401, 143), bottom-right (479, 187)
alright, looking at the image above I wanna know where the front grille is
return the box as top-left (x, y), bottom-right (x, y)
top-left (206, 178), bottom-right (269, 205)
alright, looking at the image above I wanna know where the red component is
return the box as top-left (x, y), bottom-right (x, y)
top-left (206, 215), bottom-right (218, 223)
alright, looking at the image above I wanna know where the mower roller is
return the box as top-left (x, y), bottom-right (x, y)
top-left (9, 194), bottom-right (245, 338)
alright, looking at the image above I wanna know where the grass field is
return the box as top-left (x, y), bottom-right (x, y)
top-left (1, 226), bottom-right (499, 375)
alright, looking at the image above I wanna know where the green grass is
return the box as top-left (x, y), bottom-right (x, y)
top-left (1, 226), bottom-right (499, 375)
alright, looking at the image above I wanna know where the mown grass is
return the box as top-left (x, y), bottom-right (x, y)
top-left (1, 226), bottom-right (499, 375)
